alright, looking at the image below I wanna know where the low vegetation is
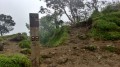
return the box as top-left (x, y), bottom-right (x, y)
top-left (82, 45), bottom-right (97, 52)
top-left (102, 45), bottom-right (120, 54)
top-left (0, 54), bottom-right (32, 67)
top-left (39, 14), bottom-right (69, 47)
top-left (19, 40), bottom-right (31, 49)
top-left (90, 3), bottom-right (120, 40)
top-left (46, 26), bottom-right (69, 47)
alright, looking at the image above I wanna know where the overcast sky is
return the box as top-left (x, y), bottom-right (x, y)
top-left (0, 0), bottom-right (47, 35)
top-left (0, 0), bottom-right (119, 35)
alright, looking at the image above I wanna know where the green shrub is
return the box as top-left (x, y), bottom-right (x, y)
top-left (47, 26), bottom-right (69, 47)
top-left (106, 32), bottom-right (120, 40)
top-left (19, 40), bottom-right (31, 49)
top-left (90, 10), bottom-right (120, 40)
top-left (94, 19), bottom-right (119, 31)
top-left (89, 28), bottom-right (107, 40)
top-left (18, 33), bottom-right (28, 40)
top-left (106, 17), bottom-right (120, 26)
top-left (20, 48), bottom-right (31, 55)
top-left (90, 28), bottom-right (120, 40)
top-left (102, 12), bottom-right (120, 26)
top-left (110, 11), bottom-right (120, 18)
top-left (21, 32), bottom-right (28, 40)
top-left (0, 54), bottom-right (32, 67)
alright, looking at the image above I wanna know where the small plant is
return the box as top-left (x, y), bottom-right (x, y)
top-left (103, 45), bottom-right (117, 52)
top-left (83, 45), bottom-right (97, 51)
top-left (19, 40), bottom-right (31, 49)
top-left (20, 48), bottom-right (31, 55)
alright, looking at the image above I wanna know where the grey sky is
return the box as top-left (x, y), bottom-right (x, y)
top-left (0, 0), bottom-right (46, 35)
top-left (0, 0), bottom-right (119, 35)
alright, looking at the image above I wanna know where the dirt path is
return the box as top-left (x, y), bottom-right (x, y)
top-left (0, 41), bottom-right (21, 55)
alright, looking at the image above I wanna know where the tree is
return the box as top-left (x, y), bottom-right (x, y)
top-left (86, 0), bottom-right (107, 12)
top-left (26, 23), bottom-right (30, 30)
top-left (40, 0), bottom-right (108, 24)
top-left (39, 13), bottom-right (64, 45)
top-left (0, 14), bottom-right (15, 36)
top-left (40, 15), bottom-right (55, 44)
top-left (40, 0), bottom-right (85, 24)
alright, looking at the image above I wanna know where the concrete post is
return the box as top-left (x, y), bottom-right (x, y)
top-left (29, 13), bottom-right (40, 67)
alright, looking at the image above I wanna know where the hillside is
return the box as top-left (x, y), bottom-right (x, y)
top-left (38, 7), bottom-right (120, 67)
top-left (39, 27), bottom-right (120, 67)
top-left (0, 2), bottom-right (120, 67)
top-left (0, 26), bottom-right (120, 67)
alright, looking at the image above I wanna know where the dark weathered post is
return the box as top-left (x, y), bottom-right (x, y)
top-left (29, 13), bottom-right (40, 67)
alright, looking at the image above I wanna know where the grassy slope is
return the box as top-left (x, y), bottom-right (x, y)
top-left (90, 10), bottom-right (120, 40)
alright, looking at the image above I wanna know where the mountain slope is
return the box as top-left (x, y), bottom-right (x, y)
top-left (39, 27), bottom-right (120, 67)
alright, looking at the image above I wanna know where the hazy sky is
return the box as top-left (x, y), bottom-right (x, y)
top-left (0, 0), bottom-right (118, 35)
top-left (0, 0), bottom-right (46, 35)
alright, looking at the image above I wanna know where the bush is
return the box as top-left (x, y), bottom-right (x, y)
top-left (19, 40), bottom-right (31, 49)
top-left (94, 19), bottom-right (119, 31)
top-left (90, 28), bottom-right (120, 40)
top-left (101, 12), bottom-right (120, 26)
top-left (47, 26), bottom-right (69, 47)
top-left (106, 32), bottom-right (120, 40)
top-left (89, 28), bottom-right (107, 40)
top-left (90, 10), bottom-right (120, 40)
top-left (0, 54), bottom-right (32, 67)
top-left (21, 32), bottom-right (28, 40)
